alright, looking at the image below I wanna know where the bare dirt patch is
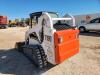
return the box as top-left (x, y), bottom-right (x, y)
top-left (0, 28), bottom-right (100, 75)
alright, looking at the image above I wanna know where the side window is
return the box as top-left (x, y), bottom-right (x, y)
top-left (94, 19), bottom-right (99, 23)
top-left (90, 18), bottom-right (100, 23)
top-left (31, 16), bottom-right (38, 28)
top-left (95, 19), bottom-right (100, 23)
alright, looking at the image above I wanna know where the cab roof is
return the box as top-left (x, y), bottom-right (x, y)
top-left (30, 11), bottom-right (58, 18)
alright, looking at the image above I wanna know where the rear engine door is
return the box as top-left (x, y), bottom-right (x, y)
top-left (54, 29), bottom-right (79, 64)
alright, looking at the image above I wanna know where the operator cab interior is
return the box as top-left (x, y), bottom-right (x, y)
top-left (30, 12), bottom-right (42, 28)
top-left (30, 11), bottom-right (58, 28)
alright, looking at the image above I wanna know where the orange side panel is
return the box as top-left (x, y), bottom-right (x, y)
top-left (54, 29), bottom-right (79, 64)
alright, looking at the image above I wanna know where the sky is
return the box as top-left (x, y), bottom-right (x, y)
top-left (0, 0), bottom-right (100, 20)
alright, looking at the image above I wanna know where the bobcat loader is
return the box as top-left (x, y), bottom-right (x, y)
top-left (15, 11), bottom-right (79, 68)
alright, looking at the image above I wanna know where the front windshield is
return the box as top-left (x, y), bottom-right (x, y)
top-left (53, 20), bottom-right (74, 31)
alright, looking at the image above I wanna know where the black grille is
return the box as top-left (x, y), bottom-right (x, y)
top-left (53, 24), bottom-right (73, 31)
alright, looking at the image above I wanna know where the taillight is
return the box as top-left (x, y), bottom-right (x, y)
top-left (58, 37), bottom-right (63, 44)
top-left (76, 33), bottom-right (79, 38)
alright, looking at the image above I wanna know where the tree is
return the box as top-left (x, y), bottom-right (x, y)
top-left (15, 19), bottom-right (19, 23)
top-left (25, 18), bottom-right (30, 25)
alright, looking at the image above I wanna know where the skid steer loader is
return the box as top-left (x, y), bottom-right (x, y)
top-left (15, 11), bottom-right (79, 68)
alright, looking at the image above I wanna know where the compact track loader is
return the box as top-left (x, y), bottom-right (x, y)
top-left (15, 11), bottom-right (79, 68)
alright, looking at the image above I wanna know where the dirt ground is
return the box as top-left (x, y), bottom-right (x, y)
top-left (0, 27), bottom-right (100, 75)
